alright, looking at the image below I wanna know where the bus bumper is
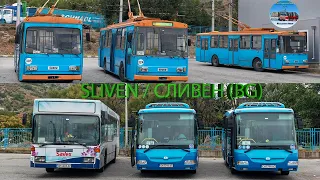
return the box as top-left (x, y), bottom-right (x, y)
top-left (234, 163), bottom-right (298, 172)
top-left (22, 75), bottom-right (82, 81)
top-left (133, 75), bottom-right (188, 82)
top-left (30, 161), bottom-right (100, 169)
top-left (137, 163), bottom-right (197, 171)
top-left (282, 65), bottom-right (309, 69)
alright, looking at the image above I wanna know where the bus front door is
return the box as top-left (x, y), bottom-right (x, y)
top-left (125, 31), bottom-right (134, 80)
top-left (228, 38), bottom-right (239, 65)
top-left (100, 33), bottom-right (106, 68)
top-left (200, 38), bottom-right (208, 62)
top-left (110, 30), bottom-right (117, 73)
top-left (263, 39), bottom-right (277, 69)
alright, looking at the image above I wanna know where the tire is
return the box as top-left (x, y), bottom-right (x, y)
top-left (230, 168), bottom-right (237, 174)
top-left (190, 170), bottom-right (197, 174)
top-left (119, 63), bottom-right (126, 82)
top-left (46, 168), bottom-right (54, 173)
top-left (140, 170), bottom-right (146, 173)
top-left (281, 171), bottom-right (290, 175)
top-left (96, 153), bottom-right (106, 173)
top-left (211, 55), bottom-right (220, 67)
top-left (103, 59), bottom-right (109, 74)
top-left (253, 58), bottom-right (264, 72)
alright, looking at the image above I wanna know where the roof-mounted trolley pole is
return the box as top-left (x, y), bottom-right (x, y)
top-left (127, 0), bottom-right (134, 19)
top-left (136, 0), bottom-right (144, 17)
top-left (48, 0), bottom-right (60, 15)
top-left (35, 0), bottom-right (50, 16)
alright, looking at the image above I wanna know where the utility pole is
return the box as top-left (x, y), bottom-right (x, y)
top-left (16, 0), bottom-right (21, 27)
top-left (229, 0), bottom-right (232, 31)
top-left (119, 0), bottom-right (123, 23)
top-left (124, 83), bottom-right (128, 148)
top-left (212, 0), bottom-right (215, 31)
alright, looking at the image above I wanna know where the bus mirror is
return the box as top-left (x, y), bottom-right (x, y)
top-left (22, 113), bottom-right (27, 125)
top-left (86, 32), bottom-right (91, 42)
top-left (128, 115), bottom-right (136, 127)
top-left (127, 48), bottom-right (132, 55)
top-left (296, 117), bottom-right (304, 129)
top-left (228, 118), bottom-right (234, 127)
top-left (198, 121), bottom-right (204, 129)
top-left (127, 34), bottom-right (133, 43)
top-left (188, 39), bottom-right (191, 46)
top-left (15, 34), bottom-right (19, 44)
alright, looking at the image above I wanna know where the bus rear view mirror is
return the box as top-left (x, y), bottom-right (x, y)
top-left (86, 32), bottom-right (91, 42)
top-left (188, 39), bottom-right (191, 46)
top-left (128, 115), bottom-right (136, 127)
top-left (15, 34), bottom-right (19, 44)
top-left (296, 117), bottom-right (304, 129)
top-left (198, 120), bottom-right (204, 129)
top-left (127, 34), bottom-right (133, 43)
top-left (22, 113), bottom-right (27, 125)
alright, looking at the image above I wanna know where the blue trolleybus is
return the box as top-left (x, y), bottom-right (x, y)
top-left (14, 1), bottom-right (89, 82)
top-left (98, 1), bottom-right (190, 82)
top-left (222, 102), bottom-right (304, 175)
top-left (129, 102), bottom-right (203, 173)
top-left (23, 98), bottom-right (120, 173)
top-left (196, 28), bottom-right (309, 71)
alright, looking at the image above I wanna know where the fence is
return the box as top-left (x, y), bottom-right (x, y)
top-left (1, 128), bottom-right (320, 152)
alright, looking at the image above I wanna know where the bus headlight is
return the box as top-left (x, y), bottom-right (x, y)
top-left (138, 59), bottom-right (144, 66)
top-left (283, 56), bottom-right (287, 60)
top-left (237, 161), bottom-right (249, 165)
top-left (288, 161), bottom-right (298, 166)
top-left (83, 157), bottom-right (94, 163)
top-left (139, 67), bottom-right (148, 72)
top-left (137, 160), bottom-right (147, 165)
top-left (177, 67), bottom-right (186, 73)
top-left (26, 65), bottom-right (38, 71)
top-left (34, 156), bottom-right (46, 162)
top-left (284, 60), bottom-right (290, 64)
top-left (303, 60), bottom-right (308, 63)
top-left (184, 160), bottom-right (196, 165)
top-left (69, 65), bottom-right (80, 71)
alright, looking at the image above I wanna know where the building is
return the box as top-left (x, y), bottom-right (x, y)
top-left (238, 0), bottom-right (320, 66)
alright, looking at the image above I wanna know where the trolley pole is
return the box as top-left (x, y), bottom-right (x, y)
top-left (16, 0), bottom-right (21, 27)
top-left (125, 83), bottom-right (128, 148)
top-left (119, 0), bottom-right (123, 23)
top-left (229, 0), bottom-right (232, 31)
top-left (212, 0), bottom-right (215, 31)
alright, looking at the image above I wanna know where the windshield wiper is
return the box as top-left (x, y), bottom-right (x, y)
top-left (245, 145), bottom-right (292, 153)
top-left (144, 145), bottom-right (190, 153)
top-left (64, 140), bottom-right (87, 147)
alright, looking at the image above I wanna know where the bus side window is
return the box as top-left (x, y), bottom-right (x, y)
top-left (116, 28), bottom-right (122, 49)
top-left (252, 35), bottom-right (262, 50)
top-left (121, 28), bottom-right (126, 50)
top-left (196, 36), bottom-right (200, 48)
top-left (211, 35), bottom-right (218, 48)
top-left (219, 36), bottom-right (228, 48)
top-left (240, 35), bottom-right (250, 49)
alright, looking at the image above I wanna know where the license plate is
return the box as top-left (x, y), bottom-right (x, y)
top-left (57, 164), bottom-right (71, 168)
top-left (48, 66), bottom-right (59, 70)
top-left (159, 164), bottom-right (173, 168)
top-left (261, 165), bottom-right (276, 168)
top-left (158, 68), bottom-right (168, 72)
top-left (294, 60), bottom-right (298, 63)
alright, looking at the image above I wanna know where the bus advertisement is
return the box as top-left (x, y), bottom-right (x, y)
top-left (129, 102), bottom-right (203, 173)
top-left (196, 28), bottom-right (308, 71)
top-left (24, 98), bottom-right (120, 173)
top-left (14, 0), bottom-right (89, 82)
top-left (98, 0), bottom-right (191, 82)
top-left (222, 102), bottom-right (304, 175)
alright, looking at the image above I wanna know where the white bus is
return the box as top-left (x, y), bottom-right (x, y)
top-left (24, 99), bottom-right (120, 173)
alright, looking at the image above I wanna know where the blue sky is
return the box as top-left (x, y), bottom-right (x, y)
top-left (270, 1), bottom-right (299, 14)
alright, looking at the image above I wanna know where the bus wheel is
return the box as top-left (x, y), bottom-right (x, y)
top-left (103, 59), bottom-right (109, 74)
top-left (253, 58), bottom-right (264, 72)
top-left (211, 55), bottom-right (220, 67)
top-left (46, 168), bottom-right (54, 173)
top-left (119, 63), bottom-right (126, 82)
top-left (140, 170), bottom-right (146, 173)
top-left (190, 170), bottom-right (197, 174)
top-left (230, 168), bottom-right (237, 174)
top-left (111, 149), bottom-right (116, 163)
top-left (281, 171), bottom-right (290, 175)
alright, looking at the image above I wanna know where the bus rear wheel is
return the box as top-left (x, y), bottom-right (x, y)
top-left (119, 63), bottom-right (126, 82)
top-left (111, 149), bottom-right (116, 163)
top-left (46, 168), bottom-right (54, 173)
top-left (190, 170), bottom-right (197, 174)
top-left (281, 171), bottom-right (290, 175)
top-left (211, 55), bottom-right (220, 67)
top-left (253, 58), bottom-right (264, 72)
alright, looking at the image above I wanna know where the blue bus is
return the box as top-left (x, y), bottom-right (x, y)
top-left (23, 99), bottom-right (120, 173)
top-left (98, 4), bottom-right (191, 82)
top-left (222, 102), bottom-right (304, 175)
top-left (14, 5), bottom-right (89, 82)
top-left (129, 102), bottom-right (203, 173)
top-left (196, 28), bottom-right (309, 71)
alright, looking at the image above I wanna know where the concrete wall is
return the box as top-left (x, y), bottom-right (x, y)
top-left (238, 0), bottom-right (320, 64)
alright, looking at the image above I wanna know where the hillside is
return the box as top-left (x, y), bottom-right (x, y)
top-left (0, 24), bottom-right (100, 56)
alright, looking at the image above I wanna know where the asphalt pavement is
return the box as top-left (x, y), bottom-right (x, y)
top-left (0, 57), bottom-right (319, 83)
top-left (0, 154), bottom-right (319, 180)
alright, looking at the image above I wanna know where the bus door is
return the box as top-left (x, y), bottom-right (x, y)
top-left (130, 125), bottom-right (136, 167)
top-left (226, 114), bottom-right (236, 168)
top-left (228, 38), bottom-right (239, 65)
top-left (200, 37), bottom-right (209, 61)
top-left (100, 33), bottom-right (106, 67)
top-left (110, 30), bottom-right (117, 73)
top-left (263, 39), bottom-right (277, 69)
top-left (125, 30), bottom-right (134, 79)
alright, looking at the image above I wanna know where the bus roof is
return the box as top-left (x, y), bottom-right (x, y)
top-left (224, 102), bottom-right (293, 115)
top-left (139, 108), bottom-right (196, 114)
top-left (197, 28), bottom-right (306, 36)
top-left (138, 102), bottom-right (195, 114)
top-left (101, 19), bottom-right (187, 31)
top-left (23, 15), bottom-right (82, 25)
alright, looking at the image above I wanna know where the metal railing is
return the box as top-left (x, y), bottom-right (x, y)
top-left (1, 128), bottom-right (320, 152)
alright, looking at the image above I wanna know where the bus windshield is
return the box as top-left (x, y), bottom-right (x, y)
top-left (33, 115), bottom-right (99, 146)
top-left (137, 113), bottom-right (195, 147)
top-left (280, 35), bottom-right (307, 54)
top-left (135, 27), bottom-right (188, 57)
top-left (236, 113), bottom-right (296, 147)
top-left (25, 27), bottom-right (81, 55)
